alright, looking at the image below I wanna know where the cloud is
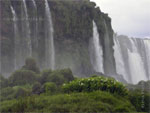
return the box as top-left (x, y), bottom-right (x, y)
top-left (90, 0), bottom-right (150, 38)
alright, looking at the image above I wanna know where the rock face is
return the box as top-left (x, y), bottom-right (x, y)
top-left (0, 0), bottom-right (116, 78)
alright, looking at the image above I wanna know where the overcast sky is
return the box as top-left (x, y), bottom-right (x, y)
top-left (90, 0), bottom-right (150, 38)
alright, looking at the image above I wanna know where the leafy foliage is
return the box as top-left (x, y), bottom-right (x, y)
top-left (9, 70), bottom-right (38, 86)
top-left (0, 75), bottom-right (8, 88)
top-left (32, 82), bottom-right (42, 94)
top-left (62, 76), bottom-right (128, 96)
top-left (39, 68), bottom-right (74, 86)
top-left (0, 91), bottom-right (135, 112)
top-left (22, 57), bottom-right (40, 74)
top-left (128, 89), bottom-right (150, 112)
top-left (43, 82), bottom-right (57, 94)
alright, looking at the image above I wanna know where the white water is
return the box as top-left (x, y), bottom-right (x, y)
top-left (92, 21), bottom-right (104, 73)
top-left (22, 0), bottom-right (32, 56)
top-left (11, 6), bottom-right (19, 70)
top-left (32, 0), bottom-right (36, 8)
top-left (32, 0), bottom-right (38, 49)
top-left (128, 49), bottom-right (147, 84)
top-left (144, 40), bottom-right (150, 80)
top-left (128, 38), bottom-right (147, 84)
top-left (45, 0), bottom-right (55, 70)
top-left (113, 35), bottom-right (128, 81)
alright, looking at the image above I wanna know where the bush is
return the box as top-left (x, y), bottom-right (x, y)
top-left (22, 57), bottom-right (40, 74)
top-left (43, 82), bottom-right (57, 94)
top-left (62, 76), bottom-right (128, 96)
top-left (128, 89), bottom-right (150, 112)
top-left (39, 69), bottom-right (74, 86)
top-left (39, 69), bottom-right (52, 84)
top-left (9, 70), bottom-right (38, 86)
top-left (0, 87), bottom-right (15, 101)
top-left (0, 75), bottom-right (8, 88)
top-left (59, 68), bottom-right (74, 82)
top-left (14, 88), bottom-right (30, 98)
top-left (32, 82), bottom-right (42, 94)
top-left (0, 91), bottom-right (136, 112)
top-left (47, 72), bottom-right (65, 86)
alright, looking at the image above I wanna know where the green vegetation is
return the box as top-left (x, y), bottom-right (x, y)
top-left (0, 91), bottom-right (136, 112)
top-left (0, 58), bottom-right (149, 112)
top-left (62, 76), bottom-right (128, 96)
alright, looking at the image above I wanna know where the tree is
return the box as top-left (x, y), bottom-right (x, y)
top-left (22, 57), bottom-right (40, 74)
top-left (9, 70), bottom-right (37, 86)
top-left (32, 82), bottom-right (42, 94)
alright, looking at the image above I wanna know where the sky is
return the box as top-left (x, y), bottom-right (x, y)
top-left (90, 0), bottom-right (150, 38)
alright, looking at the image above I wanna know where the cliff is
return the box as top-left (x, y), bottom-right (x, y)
top-left (0, 0), bottom-right (116, 77)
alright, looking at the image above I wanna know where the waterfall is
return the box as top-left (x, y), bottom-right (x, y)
top-left (128, 38), bottom-right (147, 84)
top-left (127, 49), bottom-right (147, 84)
top-left (90, 21), bottom-right (104, 73)
top-left (103, 21), bottom-right (116, 75)
top-left (114, 35), bottom-right (149, 84)
top-left (45, 0), bottom-right (55, 70)
top-left (10, 6), bottom-right (19, 70)
top-left (113, 35), bottom-right (128, 81)
top-left (32, 0), bottom-right (36, 8)
top-left (22, 0), bottom-right (32, 57)
top-left (32, 0), bottom-right (38, 54)
top-left (144, 40), bottom-right (150, 80)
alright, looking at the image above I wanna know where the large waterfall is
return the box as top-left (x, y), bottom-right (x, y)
top-left (114, 35), bottom-right (150, 84)
top-left (45, 0), bottom-right (55, 70)
top-left (89, 21), bottom-right (104, 73)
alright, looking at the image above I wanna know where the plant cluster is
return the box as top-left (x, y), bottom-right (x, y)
top-left (62, 76), bottom-right (128, 96)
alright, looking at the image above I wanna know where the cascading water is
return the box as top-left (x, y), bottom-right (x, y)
top-left (128, 38), bottom-right (147, 84)
top-left (103, 20), bottom-right (116, 75)
top-left (114, 35), bottom-right (149, 84)
top-left (144, 40), bottom-right (150, 80)
top-left (32, 0), bottom-right (36, 8)
top-left (113, 35), bottom-right (128, 81)
top-left (22, 0), bottom-right (32, 57)
top-left (45, 0), bottom-right (55, 70)
top-left (32, 0), bottom-right (38, 50)
top-left (127, 49), bottom-right (147, 84)
top-left (10, 6), bottom-right (19, 70)
top-left (90, 21), bottom-right (104, 73)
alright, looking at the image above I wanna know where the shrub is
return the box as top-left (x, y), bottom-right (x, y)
top-left (0, 87), bottom-right (15, 101)
top-left (32, 82), bottom-right (42, 94)
top-left (128, 89), bottom-right (150, 112)
top-left (43, 82), bottom-right (57, 94)
top-left (22, 57), bottom-right (40, 74)
top-left (9, 70), bottom-right (37, 86)
top-left (39, 69), bottom-right (74, 86)
top-left (0, 91), bottom-right (136, 112)
top-left (39, 69), bottom-right (52, 84)
top-left (62, 76), bottom-right (128, 96)
top-left (47, 71), bottom-right (66, 86)
top-left (0, 75), bottom-right (8, 88)
top-left (59, 68), bottom-right (74, 82)
top-left (14, 88), bottom-right (30, 98)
